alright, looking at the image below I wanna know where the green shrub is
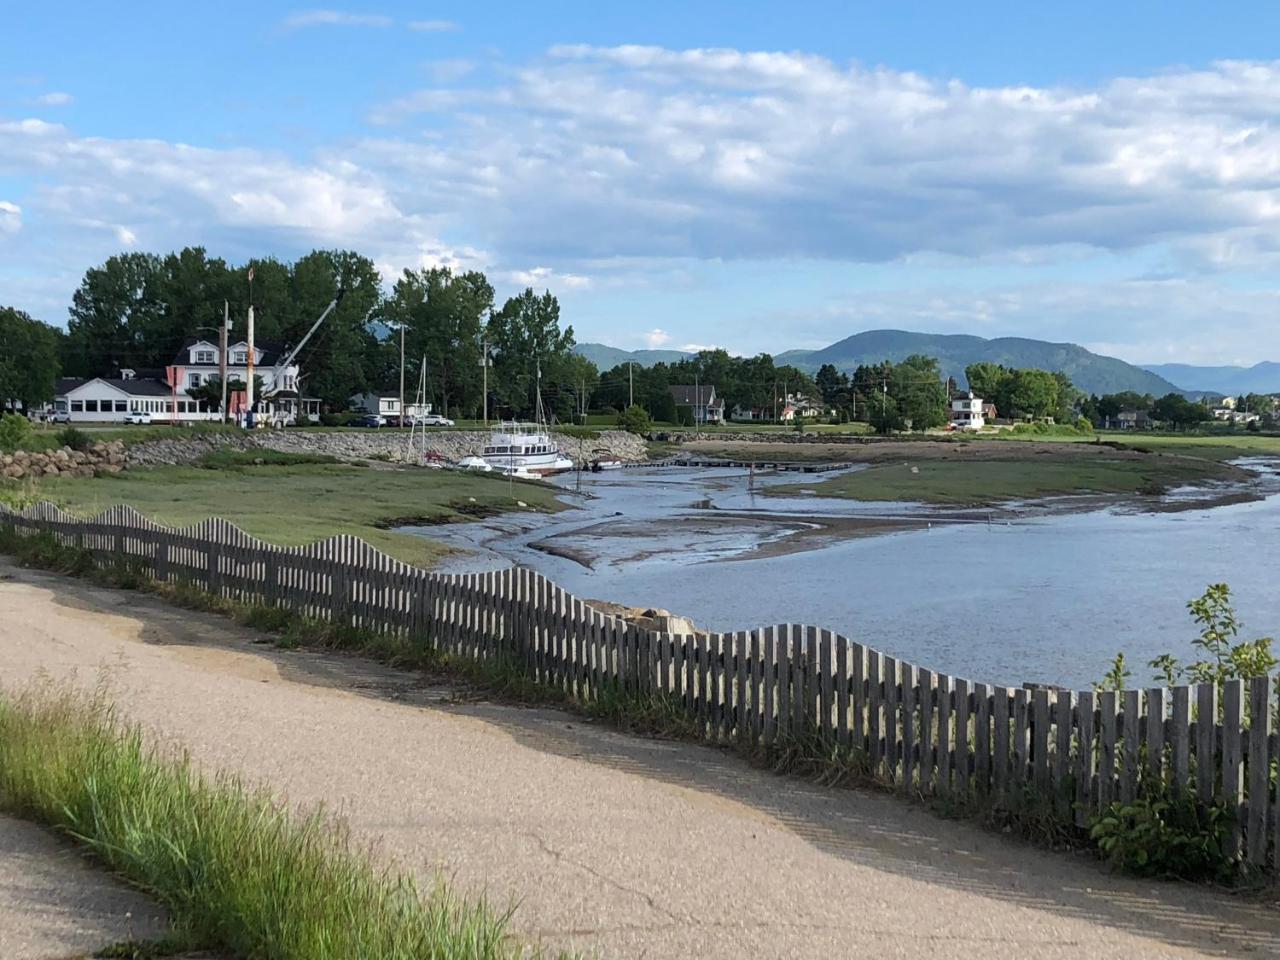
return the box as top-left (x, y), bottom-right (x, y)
top-left (1090, 788), bottom-right (1235, 881)
top-left (56, 426), bottom-right (93, 451)
top-left (1075, 416), bottom-right (1094, 433)
top-left (616, 404), bottom-right (653, 435)
top-left (319, 412), bottom-right (357, 427)
top-left (0, 413), bottom-right (33, 452)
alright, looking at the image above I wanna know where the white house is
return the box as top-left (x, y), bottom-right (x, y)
top-left (669, 385), bottom-right (725, 424)
top-left (350, 393), bottom-right (400, 418)
top-left (779, 393), bottom-right (825, 422)
top-left (950, 392), bottom-right (986, 431)
top-left (53, 375), bottom-right (215, 423)
top-left (176, 338), bottom-right (299, 395)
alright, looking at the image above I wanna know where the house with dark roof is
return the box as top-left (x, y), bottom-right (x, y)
top-left (669, 384), bottom-right (724, 424)
top-left (52, 337), bottom-right (320, 425)
top-left (52, 373), bottom-right (212, 423)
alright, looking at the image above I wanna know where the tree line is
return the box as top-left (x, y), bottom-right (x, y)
top-left (1, 247), bottom-right (588, 421)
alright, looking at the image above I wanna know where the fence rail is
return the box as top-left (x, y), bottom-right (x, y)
top-left (3, 501), bottom-right (1277, 870)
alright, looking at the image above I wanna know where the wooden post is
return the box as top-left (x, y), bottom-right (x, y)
top-left (1247, 676), bottom-right (1271, 866)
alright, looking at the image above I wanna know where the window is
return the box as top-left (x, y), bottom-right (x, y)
top-left (188, 373), bottom-right (202, 388)
top-left (115, 400), bottom-right (127, 412)
top-left (71, 400), bottom-right (83, 412)
top-left (84, 399), bottom-right (99, 412)
top-left (195, 349), bottom-right (215, 363)
top-left (233, 351), bottom-right (247, 364)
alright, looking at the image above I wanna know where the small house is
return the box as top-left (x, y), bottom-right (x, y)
top-left (950, 392), bottom-right (986, 431)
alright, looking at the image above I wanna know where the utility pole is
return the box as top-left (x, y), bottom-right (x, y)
top-left (398, 323), bottom-right (406, 428)
top-left (219, 300), bottom-right (229, 424)
top-left (245, 267), bottom-right (255, 428)
top-left (479, 340), bottom-right (491, 425)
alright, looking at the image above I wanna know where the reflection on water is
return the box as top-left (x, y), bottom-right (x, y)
top-left (405, 465), bottom-right (1280, 689)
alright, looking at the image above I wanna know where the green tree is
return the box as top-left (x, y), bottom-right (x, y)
top-left (616, 404), bottom-right (652, 434)
top-left (964, 361), bottom-right (1011, 410)
top-left (64, 252), bottom-right (164, 376)
top-left (0, 307), bottom-right (61, 410)
top-left (486, 287), bottom-right (574, 420)
top-left (892, 355), bottom-right (948, 431)
top-left (1008, 368), bottom-right (1059, 419)
top-left (1151, 393), bottom-right (1205, 431)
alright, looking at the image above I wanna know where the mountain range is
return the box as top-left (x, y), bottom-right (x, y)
top-left (1140, 362), bottom-right (1280, 396)
top-left (575, 330), bottom-right (1186, 397)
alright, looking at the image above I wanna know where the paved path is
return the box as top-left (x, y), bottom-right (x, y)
top-left (0, 814), bottom-right (169, 959)
top-left (2, 559), bottom-right (1278, 959)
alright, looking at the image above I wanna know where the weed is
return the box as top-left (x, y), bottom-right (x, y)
top-left (0, 682), bottom-right (546, 960)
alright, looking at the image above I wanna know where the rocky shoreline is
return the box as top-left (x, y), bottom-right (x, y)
top-left (122, 428), bottom-right (649, 468)
top-left (1, 441), bottom-right (128, 480)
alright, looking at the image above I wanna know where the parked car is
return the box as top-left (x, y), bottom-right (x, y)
top-left (418, 414), bottom-right (455, 427)
top-left (50, 410), bottom-right (71, 425)
top-left (124, 410), bottom-right (153, 425)
top-left (351, 413), bottom-right (385, 428)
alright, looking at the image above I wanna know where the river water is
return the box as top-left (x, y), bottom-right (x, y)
top-left (406, 464), bottom-right (1280, 690)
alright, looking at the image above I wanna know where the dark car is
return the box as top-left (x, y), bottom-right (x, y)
top-left (351, 413), bottom-right (385, 428)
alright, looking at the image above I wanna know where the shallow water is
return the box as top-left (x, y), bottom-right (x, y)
top-left (407, 465), bottom-right (1280, 690)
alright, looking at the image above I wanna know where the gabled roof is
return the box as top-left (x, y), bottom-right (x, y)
top-left (56, 377), bottom-right (175, 398)
top-left (669, 384), bottom-right (719, 405)
top-left (175, 338), bottom-right (283, 367)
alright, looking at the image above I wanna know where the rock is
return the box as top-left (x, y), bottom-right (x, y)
top-left (43, 464), bottom-right (59, 476)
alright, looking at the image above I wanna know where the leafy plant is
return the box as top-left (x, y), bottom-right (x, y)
top-left (56, 426), bottom-right (93, 451)
top-left (1090, 788), bottom-right (1235, 882)
top-left (1094, 652), bottom-right (1131, 693)
top-left (0, 413), bottom-right (33, 452)
top-left (1147, 583), bottom-right (1276, 688)
top-left (615, 404), bottom-right (653, 435)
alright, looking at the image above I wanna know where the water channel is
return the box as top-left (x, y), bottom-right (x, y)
top-left (405, 463), bottom-right (1280, 690)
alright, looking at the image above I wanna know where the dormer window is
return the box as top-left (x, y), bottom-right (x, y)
top-left (195, 349), bottom-right (215, 363)
top-left (233, 351), bottom-right (248, 364)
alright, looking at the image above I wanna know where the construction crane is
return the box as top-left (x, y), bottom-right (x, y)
top-left (272, 288), bottom-right (346, 385)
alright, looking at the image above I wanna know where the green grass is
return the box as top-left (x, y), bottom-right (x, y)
top-left (19, 461), bottom-right (563, 567)
top-left (776, 457), bottom-right (1239, 505)
top-left (994, 430), bottom-right (1280, 462)
top-left (20, 422), bottom-right (243, 451)
top-left (0, 682), bottom-right (542, 960)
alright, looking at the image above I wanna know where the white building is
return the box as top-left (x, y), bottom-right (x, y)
top-left (53, 376), bottom-right (215, 423)
top-left (176, 338), bottom-right (299, 395)
top-left (950, 392), bottom-right (986, 431)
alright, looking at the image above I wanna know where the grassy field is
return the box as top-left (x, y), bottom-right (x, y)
top-left (18, 455), bottom-right (562, 566)
top-left (776, 456), bottom-right (1241, 506)
top-left (994, 430), bottom-right (1280, 462)
top-left (0, 682), bottom-right (540, 960)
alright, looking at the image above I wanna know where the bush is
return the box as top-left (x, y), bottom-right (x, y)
top-left (616, 404), bottom-right (653, 434)
top-left (319, 412), bottom-right (358, 427)
top-left (56, 426), bottom-right (93, 451)
top-left (0, 413), bottom-right (33, 452)
top-left (1090, 789), bottom-right (1235, 882)
top-left (1075, 416), bottom-right (1094, 433)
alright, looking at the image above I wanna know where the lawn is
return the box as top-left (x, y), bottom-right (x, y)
top-left (21, 457), bottom-right (563, 567)
top-left (774, 457), bottom-right (1240, 506)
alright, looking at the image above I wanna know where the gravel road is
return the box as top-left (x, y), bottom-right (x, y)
top-left (1, 559), bottom-right (1277, 959)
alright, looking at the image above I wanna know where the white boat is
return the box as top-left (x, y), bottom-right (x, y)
top-left (482, 422), bottom-right (574, 476)
top-left (458, 455), bottom-right (491, 472)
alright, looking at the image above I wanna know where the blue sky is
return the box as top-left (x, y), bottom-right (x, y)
top-left (5, 2), bottom-right (1280, 364)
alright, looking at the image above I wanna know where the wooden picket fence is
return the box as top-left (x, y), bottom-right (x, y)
top-left (2, 500), bottom-right (1277, 870)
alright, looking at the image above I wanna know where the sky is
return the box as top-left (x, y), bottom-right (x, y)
top-left (4, 2), bottom-right (1280, 366)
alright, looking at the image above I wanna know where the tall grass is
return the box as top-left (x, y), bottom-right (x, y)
top-left (0, 682), bottom-right (543, 960)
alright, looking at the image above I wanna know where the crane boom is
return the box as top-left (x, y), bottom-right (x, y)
top-left (273, 288), bottom-right (345, 383)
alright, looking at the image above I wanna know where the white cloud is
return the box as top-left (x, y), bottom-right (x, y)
top-left (35, 92), bottom-right (73, 106)
top-left (280, 9), bottom-right (392, 29)
top-left (365, 50), bottom-right (1280, 269)
top-left (644, 328), bottom-right (671, 348)
top-left (0, 200), bottom-right (21, 234)
top-left (115, 225), bottom-right (136, 246)
top-left (506, 266), bottom-right (591, 289)
top-left (407, 19), bottom-right (460, 32)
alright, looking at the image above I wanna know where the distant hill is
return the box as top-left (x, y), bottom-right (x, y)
top-left (1141, 362), bottom-right (1280, 396)
top-left (786, 330), bottom-right (1183, 397)
top-left (573, 343), bottom-right (692, 369)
